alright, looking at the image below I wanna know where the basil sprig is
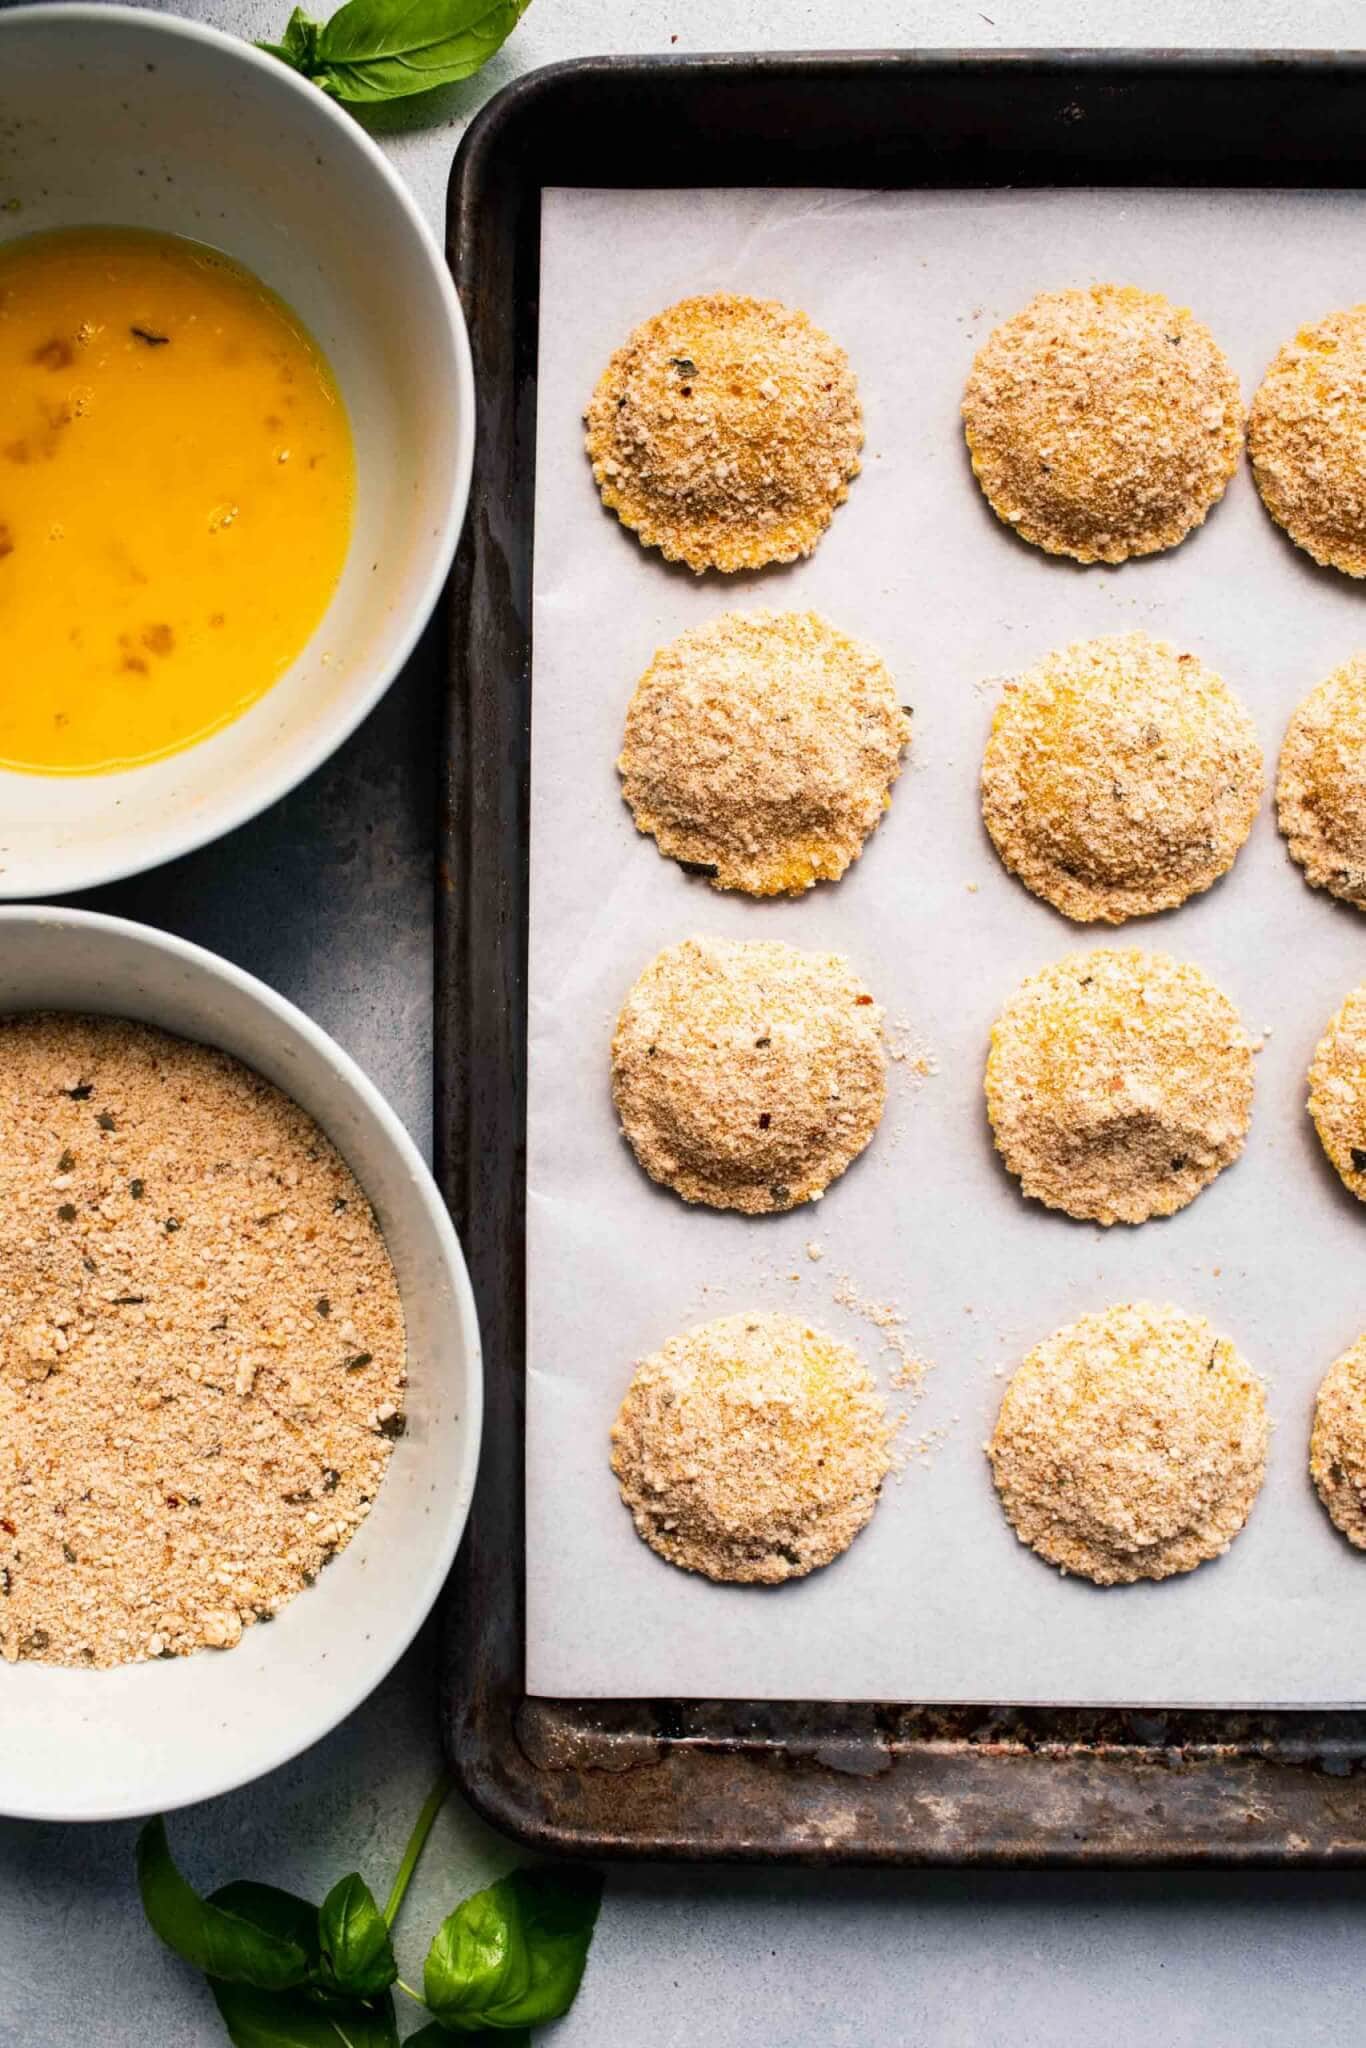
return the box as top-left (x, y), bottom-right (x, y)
top-left (259, 0), bottom-right (532, 104)
top-left (137, 1779), bottom-right (601, 2046)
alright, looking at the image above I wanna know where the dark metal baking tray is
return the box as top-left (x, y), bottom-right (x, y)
top-left (437, 50), bottom-right (1366, 1864)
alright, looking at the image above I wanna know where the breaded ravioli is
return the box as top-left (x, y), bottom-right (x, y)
top-left (1310, 1336), bottom-right (1366, 1549)
top-left (610, 1311), bottom-right (892, 1583)
top-left (985, 948), bottom-right (1254, 1225)
top-left (982, 632), bottom-right (1262, 923)
top-left (988, 1301), bottom-right (1268, 1585)
top-left (1250, 305), bottom-right (1366, 577)
top-left (962, 284), bottom-right (1243, 564)
top-left (584, 293), bottom-right (862, 572)
top-left (1277, 655), bottom-right (1366, 908)
top-left (619, 609), bottom-right (911, 895)
top-left (1307, 983), bottom-right (1366, 1201)
top-left (611, 936), bottom-right (885, 1214)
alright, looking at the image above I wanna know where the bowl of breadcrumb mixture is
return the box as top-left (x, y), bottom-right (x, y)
top-left (0, 908), bottom-right (479, 1822)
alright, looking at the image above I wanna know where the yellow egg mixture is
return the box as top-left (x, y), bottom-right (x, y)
top-left (0, 227), bottom-right (354, 774)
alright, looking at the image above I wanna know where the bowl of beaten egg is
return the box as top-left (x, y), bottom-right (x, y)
top-left (0, 905), bottom-right (482, 1820)
top-left (0, 5), bottom-right (473, 896)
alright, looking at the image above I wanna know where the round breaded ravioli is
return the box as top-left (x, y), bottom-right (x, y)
top-left (1310, 1336), bottom-right (1366, 1548)
top-left (619, 610), bottom-right (911, 896)
top-left (988, 1301), bottom-right (1268, 1585)
top-left (610, 1311), bottom-right (893, 1583)
top-left (612, 936), bottom-right (885, 1214)
top-left (584, 293), bottom-right (863, 573)
top-left (1308, 984), bottom-right (1366, 1201)
top-left (1250, 306), bottom-right (1366, 577)
top-left (982, 632), bottom-right (1262, 923)
top-left (985, 949), bottom-right (1254, 1225)
top-left (1277, 655), bottom-right (1366, 908)
top-left (962, 284), bottom-right (1243, 564)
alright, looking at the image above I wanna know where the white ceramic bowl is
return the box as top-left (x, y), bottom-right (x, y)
top-left (0, 6), bottom-right (473, 898)
top-left (0, 907), bottom-right (481, 1820)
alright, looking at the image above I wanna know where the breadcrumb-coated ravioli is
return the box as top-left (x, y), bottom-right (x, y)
top-left (1307, 983), bottom-right (1366, 1202)
top-left (989, 1301), bottom-right (1268, 1585)
top-left (1250, 306), bottom-right (1366, 577)
top-left (1277, 655), bottom-right (1366, 908)
top-left (610, 1311), bottom-right (892, 1582)
top-left (962, 284), bottom-right (1243, 564)
top-left (611, 936), bottom-right (885, 1214)
top-left (619, 610), bottom-right (910, 895)
top-left (982, 632), bottom-right (1261, 923)
top-left (1311, 1336), bottom-right (1366, 1550)
top-left (985, 949), bottom-right (1254, 1225)
top-left (585, 293), bottom-right (862, 573)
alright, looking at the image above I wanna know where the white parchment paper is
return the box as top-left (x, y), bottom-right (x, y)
top-left (527, 185), bottom-right (1366, 1706)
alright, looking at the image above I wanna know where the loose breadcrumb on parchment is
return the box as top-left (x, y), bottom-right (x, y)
top-left (584, 292), bottom-right (863, 573)
top-left (609, 1310), bottom-right (892, 1583)
top-left (962, 284), bottom-right (1243, 564)
top-left (0, 1014), bottom-right (405, 1669)
top-left (982, 631), bottom-right (1262, 924)
top-left (618, 609), bottom-right (911, 896)
top-left (985, 948), bottom-right (1254, 1227)
top-left (988, 1300), bottom-right (1268, 1585)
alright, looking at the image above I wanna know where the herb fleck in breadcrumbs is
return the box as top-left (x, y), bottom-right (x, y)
top-left (0, 1014), bottom-right (405, 1668)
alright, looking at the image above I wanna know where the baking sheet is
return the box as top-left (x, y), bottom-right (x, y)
top-left (526, 184), bottom-right (1366, 1706)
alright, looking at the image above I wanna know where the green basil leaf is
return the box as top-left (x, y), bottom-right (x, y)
top-left (423, 1867), bottom-right (602, 2031)
top-left (310, 0), bottom-right (532, 104)
top-left (317, 1873), bottom-right (396, 1998)
top-left (136, 1819), bottom-right (312, 1991)
top-left (210, 1980), bottom-right (399, 2048)
top-left (423, 1874), bottom-right (529, 2027)
top-left (256, 6), bottom-right (322, 71)
top-left (210, 1882), bottom-right (323, 1971)
top-left (475, 1868), bottom-right (602, 2028)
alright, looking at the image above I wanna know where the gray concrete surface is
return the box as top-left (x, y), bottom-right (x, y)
top-left (4, 2), bottom-right (1366, 2041)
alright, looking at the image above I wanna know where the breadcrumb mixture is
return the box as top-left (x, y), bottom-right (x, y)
top-left (988, 1301), bottom-right (1268, 1585)
top-left (1310, 1335), bottom-right (1366, 1549)
top-left (1249, 305), bottom-right (1366, 577)
top-left (982, 631), bottom-right (1262, 924)
top-left (618, 609), bottom-right (910, 895)
top-left (584, 292), bottom-right (863, 573)
top-left (609, 1310), bottom-right (892, 1583)
top-left (0, 1015), bottom-right (405, 1668)
top-left (985, 948), bottom-right (1254, 1225)
top-left (1277, 655), bottom-right (1366, 908)
top-left (962, 284), bottom-right (1243, 564)
top-left (1307, 983), bottom-right (1366, 1201)
top-left (612, 936), bottom-right (886, 1214)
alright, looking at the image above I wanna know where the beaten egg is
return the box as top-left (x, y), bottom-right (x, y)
top-left (0, 226), bottom-right (354, 774)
